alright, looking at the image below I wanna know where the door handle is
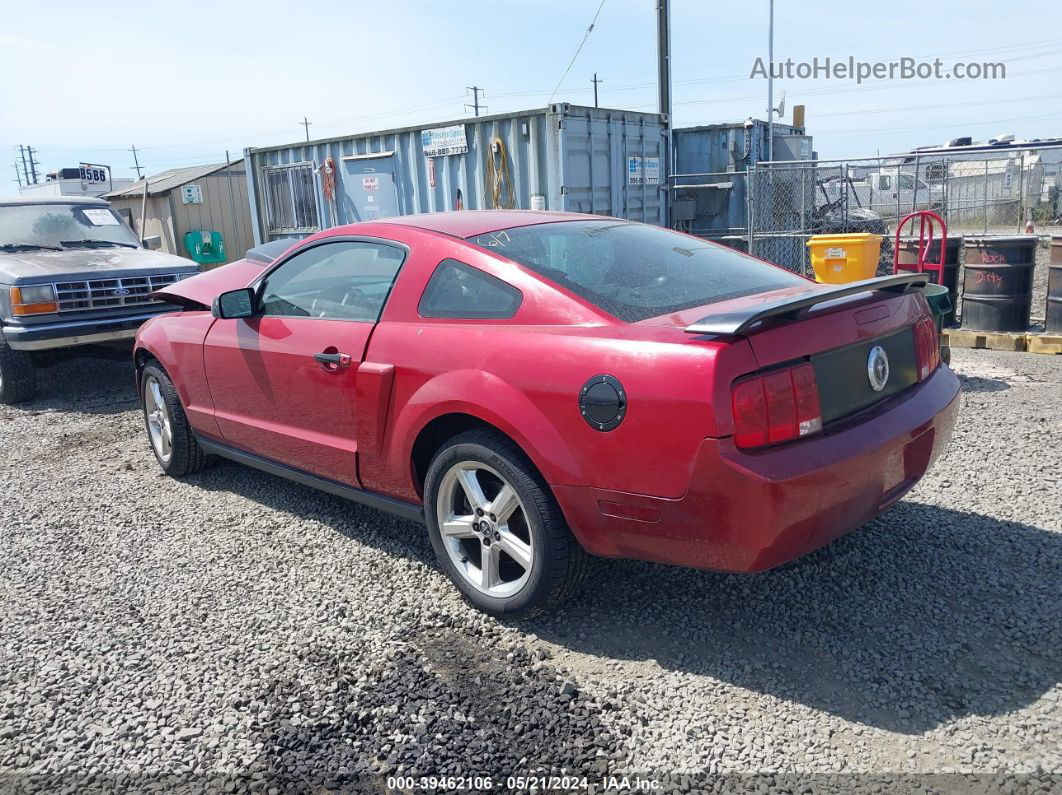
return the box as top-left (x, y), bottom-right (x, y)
top-left (314, 351), bottom-right (352, 369)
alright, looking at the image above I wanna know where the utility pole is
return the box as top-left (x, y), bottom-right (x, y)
top-left (13, 164), bottom-right (23, 189)
top-left (17, 145), bottom-right (30, 185)
top-left (656, 0), bottom-right (673, 221)
top-left (591, 73), bottom-right (603, 108)
top-left (130, 145), bottom-right (143, 179)
top-left (766, 0), bottom-right (774, 161)
top-left (26, 146), bottom-right (39, 184)
top-left (300, 116), bottom-right (312, 141)
top-left (465, 86), bottom-right (486, 117)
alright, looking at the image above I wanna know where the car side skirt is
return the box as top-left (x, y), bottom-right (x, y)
top-left (195, 437), bottom-right (426, 525)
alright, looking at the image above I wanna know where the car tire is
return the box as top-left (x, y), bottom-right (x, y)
top-left (0, 332), bottom-right (36, 404)
top-left (140, 362), bottom-right (211, 477)
top-left (424, 429), bottom-right (590, 618)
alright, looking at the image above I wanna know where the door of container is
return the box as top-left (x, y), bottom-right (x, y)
top-left (555, 111), bottom-right (664, 225)
top-left (340, 155), bottom-right (399, 223)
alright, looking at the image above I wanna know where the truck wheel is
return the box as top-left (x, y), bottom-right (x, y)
top-left (423, 429), bottom-right (590, 618)
top-left (140, 362), bottom-right (210, 477)
top-left (0, 333), bottom-right (36, 404)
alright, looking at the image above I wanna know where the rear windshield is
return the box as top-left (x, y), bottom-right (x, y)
top-left (468, 220), bottom-right (806, 322)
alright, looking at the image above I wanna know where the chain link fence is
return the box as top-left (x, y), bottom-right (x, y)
top-left (671, 148), bottom-right (1062, 276)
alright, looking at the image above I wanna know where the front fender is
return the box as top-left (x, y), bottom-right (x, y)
top-left (133, 312), bottom-right (220, 439)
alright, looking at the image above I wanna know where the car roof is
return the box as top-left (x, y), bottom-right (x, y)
top-left (375, 210), bottom-right (608, 238)
top-left (0, 195), bottom-right (109, 207)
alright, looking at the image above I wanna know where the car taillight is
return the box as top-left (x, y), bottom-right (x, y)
top-left (913, 315), bottom-right (941, 380)
top-left (731, 362), bottom-right (822, 449)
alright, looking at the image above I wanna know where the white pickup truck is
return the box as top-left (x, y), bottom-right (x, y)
top-left (820, 170), bottom-right (944, 219)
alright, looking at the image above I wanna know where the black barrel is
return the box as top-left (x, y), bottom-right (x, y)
top-left (961, 236), bottom-right (1037, 332)
top-left (897, 236), bottom-right (962, 326)
top-left (1048, 237), bottom-right (1062, 333)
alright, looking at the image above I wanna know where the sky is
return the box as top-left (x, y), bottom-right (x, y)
top-left (2, 0), bottom-right (1061, 195)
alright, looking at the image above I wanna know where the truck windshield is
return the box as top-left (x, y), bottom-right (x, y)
top-left (468, 220), bottom-right (807, 322)
top-left (0, 204), bottom-right (140, 250)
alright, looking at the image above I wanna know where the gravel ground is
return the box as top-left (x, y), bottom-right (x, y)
top-left (1, 350), bottom-right (1060, 794)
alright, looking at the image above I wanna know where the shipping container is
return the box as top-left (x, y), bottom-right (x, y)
top-left (244, 103), bottom-right (667, 244)
top-left (669, 120), bottom-right (812, 249)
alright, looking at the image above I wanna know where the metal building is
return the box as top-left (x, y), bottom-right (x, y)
top-left (243, 103), bottom-right (667, 244)
top-left (103, 161), bottom-right (254, 265)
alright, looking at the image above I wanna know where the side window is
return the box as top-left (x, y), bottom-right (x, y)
top-left (259, 240), bottom-right (405, 322)
top-left (418, 259), bottom-right (522, 319)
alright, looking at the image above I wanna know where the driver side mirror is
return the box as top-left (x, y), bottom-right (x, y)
top-left (142, 235), bottom-right (162, 250)
top-left (212, 287), bottom-right (256, 319)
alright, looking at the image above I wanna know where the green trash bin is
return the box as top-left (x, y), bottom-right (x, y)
top-left (920, 283), bottom-right (952, 364)
top-left (183, 230), bottom-right (226, 266)
top-left (921, 283), bottom-right (951, 332)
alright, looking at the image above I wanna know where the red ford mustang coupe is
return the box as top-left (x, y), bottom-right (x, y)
top-left (135, 211), bottom-right (959, 616)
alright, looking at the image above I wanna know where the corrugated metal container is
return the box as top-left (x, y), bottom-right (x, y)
top-left (674, 120), bottom-right (809, 175)
top-left (670, 120), bottom-right (812, 247)
top-left (244, 103), bottom-right (667, 244)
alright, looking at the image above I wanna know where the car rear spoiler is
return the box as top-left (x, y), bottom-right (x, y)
top-left (684, 273), bottom-right (930, 336)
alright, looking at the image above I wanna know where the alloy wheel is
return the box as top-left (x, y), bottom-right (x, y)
top-left (143, 375), bottom-right (173, 464)
top-left (436, 461), bottom-right (534, 598)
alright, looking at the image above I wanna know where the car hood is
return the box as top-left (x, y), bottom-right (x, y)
top-left (0, 247), bottom-right (198, 284)
top-left (150, 258), bottom-right (267, 310)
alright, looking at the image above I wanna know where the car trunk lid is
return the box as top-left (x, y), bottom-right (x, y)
top-left (646, 274), bottom-right (932, 428)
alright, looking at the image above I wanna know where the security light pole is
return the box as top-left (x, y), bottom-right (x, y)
top-left (767, 0), bottom-right (774, 161)
top-left (657, 0), bottom-right (673, 223)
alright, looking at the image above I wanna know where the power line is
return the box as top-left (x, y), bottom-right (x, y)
top-left (23, 52), bottom-right (1062, 164)
top-left (814, 112), bottom-right (1062, 136)
top-left (490, 38), bottom-right (1062, 100)
top-left (39, 96), bottom-right (469, 155)
top-left (809, 92), bottom-right (1062, 119)
top-left (547, 0), bottom-right (607, 105)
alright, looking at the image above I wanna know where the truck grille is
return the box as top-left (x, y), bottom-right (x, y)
top-left (53, 274), bottom-right (182, 312)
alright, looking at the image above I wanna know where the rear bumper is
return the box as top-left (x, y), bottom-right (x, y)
top-left (553, 364), bottom-right (961, 572)
top-left (2, 311), bottom-right (169, 351)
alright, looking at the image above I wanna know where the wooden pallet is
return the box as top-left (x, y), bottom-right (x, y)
top-left (1025, 333), bottom-right (1062, 355)
top-left (940, 329), bottom-right (1027, 352)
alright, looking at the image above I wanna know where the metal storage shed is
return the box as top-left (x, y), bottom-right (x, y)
top-left (243, 103), bottom-right (667, 244)
top-left (103, 161), bottom-right (254, 265)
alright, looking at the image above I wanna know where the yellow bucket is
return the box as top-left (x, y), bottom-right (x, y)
top-left (806, 233), bottom-right (883, 284)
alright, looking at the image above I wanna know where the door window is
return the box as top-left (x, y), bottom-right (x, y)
top-left (259, 240), bottom-right (405, 322)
